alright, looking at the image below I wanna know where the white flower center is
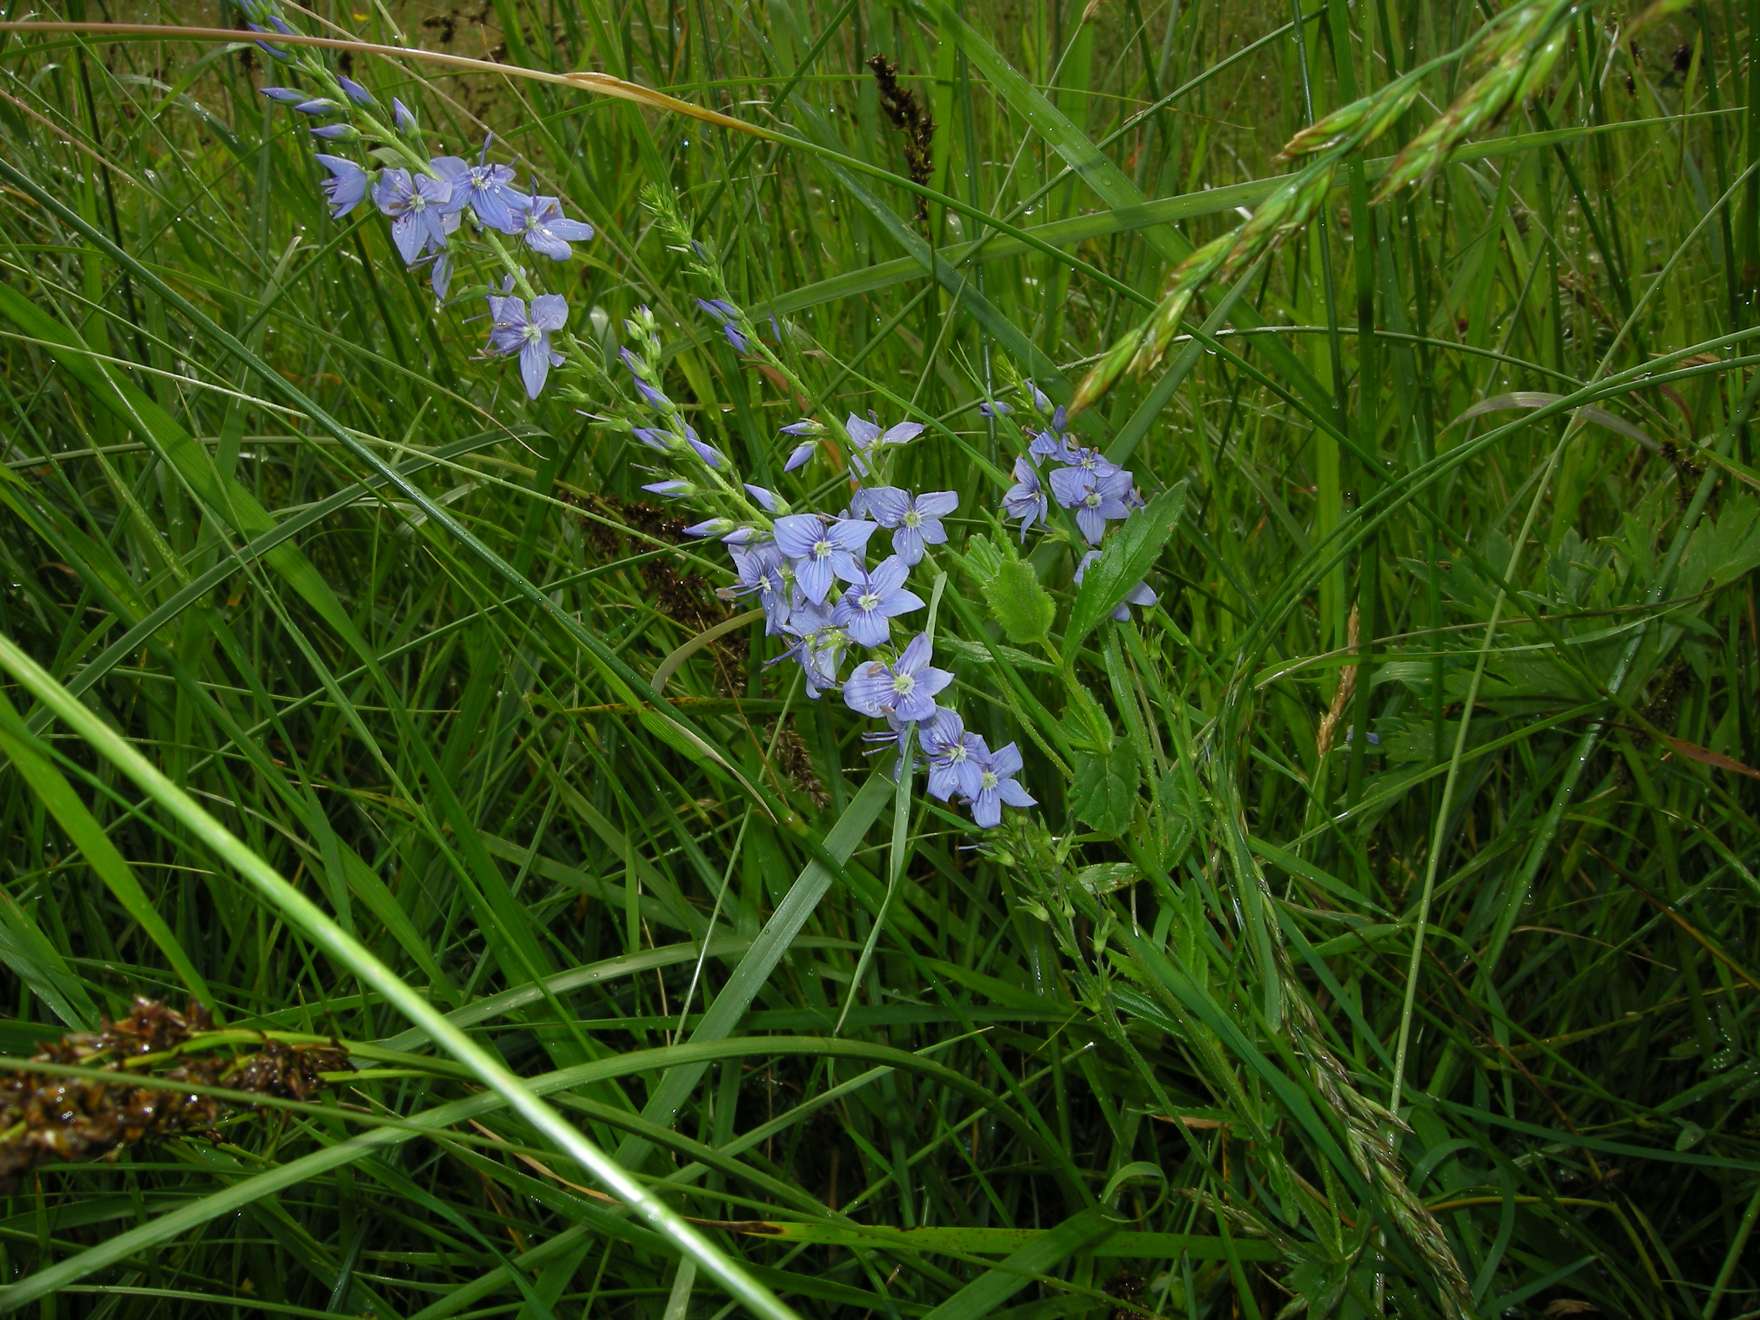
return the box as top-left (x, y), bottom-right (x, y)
top-left (947, 743), bottom-right (968, 764)
top-left (903, 510), bottom-right (922, 528)
top-left (891, 671), bottom-right (916, 696)
top-left (523, 324), bottom-right (542, 345)
top-left (409, 194), bottom-right (427, 211)
top-left (1083, 491), bottom-right (1102, 508)
top-left (980, 769), bottom-right (999, 791)
top-left (812, 539), bottom-right (833, 560)
top-left (858, 591), bottom-right (879, 612)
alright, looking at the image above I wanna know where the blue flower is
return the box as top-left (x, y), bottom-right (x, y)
top-left (977, 398), bottom-right (1011, 417)
top-left (783, 440), bottom-right (816, 472)
top-left (485, 292), bottom-right (568, 398)
top-left (1049, 466), bottom-right (1133, 544)
top-left (620, 348), bottom-right (672, 410)
top-left (968, 741), bottom-right (1034, 828)
top-left (856, 488), bottom-right (958, 566)
top-left (832, 555), bottom-right (924, 646)
top-left (337, 75), bottom-right (375, 107)
top-left (313, 154), bottom-right (368, 219)
top-left (517, 195), bottom-right (595, 260)
top-left (293, 97), bottom-right (339, 115)
top-left (773, 513), bottom-right (875, 604)
top-left (1028, 428), bottom-right (1063, 463)
top-left (393, 98), bottom-right (417, 133)
top-left (846, 413), bottom-right (923, 477)
top-left (372, 168), bottom-right (453, 264)
top-left (1056, 444), bottom-right (1119, 479)
top-left (776, 599), bottom-right (849, 697)
top-left (432, 146), bottom-right (526, 233)
top-left (642, 479), bottom-right (694, 500)
top-left (842, 634), bottom-right (952, 724)
top-left (696, 298), bottom-right (750, 352)
top-left (1075, 549), bottom-right (1157, 621)
top-left (729, 542), bottom-right (795, 635)
top-left (1000, 457), bottom-right (1048, 541)
top-left (309, 123), bottom-right (356, 141)
top-left (919, 708), bottom-right (985, 802)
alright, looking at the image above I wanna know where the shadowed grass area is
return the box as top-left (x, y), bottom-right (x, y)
top-left (0, 0), bottom-right (1756, 1315)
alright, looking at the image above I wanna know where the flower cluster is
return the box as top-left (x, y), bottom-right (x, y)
top-left (245, 0), bottom-right (594, 399)
top-left (607, 297), bottom-right (1035, 830)
top-left (993, 382), bottom-right (1157, 620)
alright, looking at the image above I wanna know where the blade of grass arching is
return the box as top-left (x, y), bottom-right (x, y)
top-left (909, 1209), bottom-right (1114, 1319)
top-left (0, 687), bottom-right (210, 1004)
top-left (0, 632), bottom-right (799, 1320)
top-left (611, 771), bottom-right (892, 1172)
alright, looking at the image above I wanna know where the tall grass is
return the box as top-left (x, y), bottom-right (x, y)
top-left (0, 1), bottom-right (1756, 1315)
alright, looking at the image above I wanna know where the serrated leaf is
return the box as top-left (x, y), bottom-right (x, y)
top-left (1066, 484), bottom-right (1186, 656)
top-left (956, 531), bottom-right (1009, 585)
top-left (1071, 738), bottom-right (1140, 837)
top-left (988, 559), bottom-right (1056, 645)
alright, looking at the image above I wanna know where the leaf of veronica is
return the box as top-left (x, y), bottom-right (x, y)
top-left (1065, 484), bottom-right (1186, 658)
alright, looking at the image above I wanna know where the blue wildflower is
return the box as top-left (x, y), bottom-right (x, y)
top-left (259, 86), bottom-right (306, 104)
top-left (1000, 457), bottom-right (1048, 541)
top-left (620, 348), bottom-right (672, 410)
top-left (293, 97), bottom-right (339, 115)
top-left (337, 75), bottom-right (375, 107)
top-left (919, 708), bottom-right (985, 802)
top-left (372, 168), bottom-right (453, 264)
top-left (313, 154), bottom-right (368, 219)
top-left (774, 513), bottom-right (875, 604)
top-left (309, 123), bottom-right (356, 141)
top-left (775, 600), bottom-right (849, 697)
top-left (744, 483), bottom-right (782, 513)
top-left (832, 555), bottom-right (924, 646)
top-left (977, 398), bottom-right (1011, 417)
top-left (968, 741), bottom-right (1034, 828)
top-left (432, 145), bottom-right (525, 233)
top-left (517, 195), bottom-right (595, 260)
top-left (696, 298), bottom-right (750, 352)
top-left (846, 413), bottom-right (923, 477)
top-left (1074, 549), bottom-right (1157, 621)
top-left (485, 291), bottom-right (568, 398)
top-left (728, 542), bottom-right (794, 636)
top-left (783, 440), bottom-right (816, 472)
top-left (393, 98), bottom-right (417, 133)
top-left (642, 479), bottom-right (694, 500)
top-left (843, 633), bottom-right (953, 724)
top-left (856, 488), bottom-right (958, 566)
top-left (684, 518), bottom-right (751, 541)
top-left (1028, 429), bottom-right (1063, 463)
top-left (1050, 466), bottom-right (1134, 544)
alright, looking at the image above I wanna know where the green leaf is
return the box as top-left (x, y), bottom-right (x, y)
top-left (1071, 738), bottom-right (1140, 837)
top-left (987, 560), bottom-right (1056, 646)
top-left (1066, 484), bottom-right (1187, 656)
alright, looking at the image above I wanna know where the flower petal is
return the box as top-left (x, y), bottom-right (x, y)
top-left (773, 514), bottom-right (823, 560)
top-left (529, 294), bottom-right (568, 331)
top-left (842, 661), bottom-right (894, 717)
top-left (857, 486), bottom-right (910, 526)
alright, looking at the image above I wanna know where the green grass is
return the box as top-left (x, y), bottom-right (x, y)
top-left (1, 0), bottom-right (1757, 1315)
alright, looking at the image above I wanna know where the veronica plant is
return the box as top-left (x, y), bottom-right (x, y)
top-left (245, 1), bottom-right (1169, 836)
